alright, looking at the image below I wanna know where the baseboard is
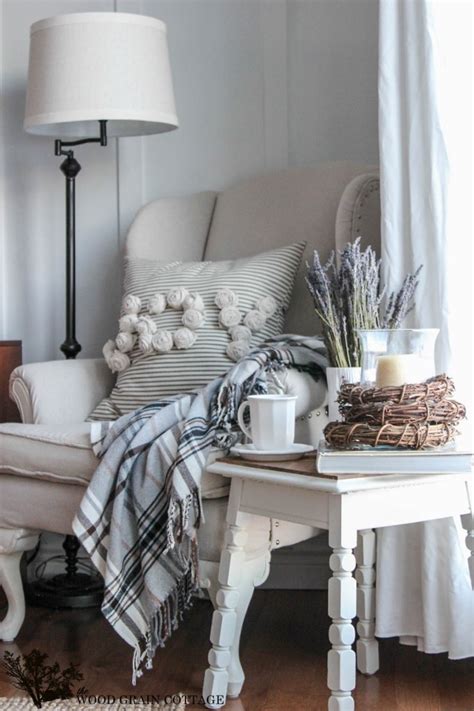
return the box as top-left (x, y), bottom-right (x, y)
top-left (24, 533), bottom-right (332, 591)
top-left (261, 533), bottom-right (330, 590)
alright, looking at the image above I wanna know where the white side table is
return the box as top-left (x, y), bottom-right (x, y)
top-left (202, 455), bottom-right (474, 710)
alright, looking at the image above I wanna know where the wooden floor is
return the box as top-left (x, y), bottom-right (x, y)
top-left (1, 590), bottom-right (473, 710)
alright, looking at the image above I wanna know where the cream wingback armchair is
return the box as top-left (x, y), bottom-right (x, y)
top-left (0, 161), bottom-right (380, 698)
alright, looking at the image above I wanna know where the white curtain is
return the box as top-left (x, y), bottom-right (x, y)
top-left (376, 0), bottom-right (473, 657)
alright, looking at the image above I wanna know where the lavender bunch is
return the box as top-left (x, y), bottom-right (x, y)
top-left (382, 266), bottom-right (423, 328)
top-left (305, 238), bottom-right (422, 367)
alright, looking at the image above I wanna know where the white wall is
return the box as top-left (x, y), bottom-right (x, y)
top-left (288, 0), bottom-right (379, 166)
top-left (0, 0), bottom-right (379, 363)
top-left (117, 0), bottom-right (379, 238)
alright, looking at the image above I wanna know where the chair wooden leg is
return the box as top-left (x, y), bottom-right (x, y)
top-left (229, 551), bottom-right (270, 698)
top-left (355, 528), bottom-right (379, 674)
top-left (206, 551), bottom-right (270, 699)
top-left (0, 529), bottom-right (39, 642)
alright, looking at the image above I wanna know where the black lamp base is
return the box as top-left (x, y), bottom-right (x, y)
top-left (27, 534), bottom-right (103, 609)
top-left (26, 573), bottom-right (103, 609)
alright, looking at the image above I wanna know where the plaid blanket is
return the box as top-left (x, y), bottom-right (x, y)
top-left (72, 336), bottom-right (326, 682)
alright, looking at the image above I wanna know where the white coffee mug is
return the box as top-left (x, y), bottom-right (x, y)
top-left (237, 394), bottom-right (297, 450)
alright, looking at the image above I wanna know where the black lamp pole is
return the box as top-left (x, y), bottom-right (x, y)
top-left (57, 120), bottom-right (107, 359)
top-left (27, 120), bottom-right (108, 609)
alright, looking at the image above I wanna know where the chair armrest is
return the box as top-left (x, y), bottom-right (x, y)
top-left (9, 359), bottom-right (324, 426)
top-left (10, 359), bottom-right (115, 425)
top-left (286, 369), bottom-right (329, 447)
top-left (285, 369), bottom-right (326, 417)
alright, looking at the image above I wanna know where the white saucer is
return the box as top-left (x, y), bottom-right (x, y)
top-left (230, 442), bottom-right (315, 462)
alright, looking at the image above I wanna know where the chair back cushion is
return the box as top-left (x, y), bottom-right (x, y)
top-left (126, 192), bottom-right (217, 262)
top-left (204, 162), bottom-right (380, 334)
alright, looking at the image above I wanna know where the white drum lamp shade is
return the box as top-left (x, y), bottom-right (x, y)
top-left (24, 12), bottom-right (178, 138)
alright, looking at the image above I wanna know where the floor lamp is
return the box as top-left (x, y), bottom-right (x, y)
top-left (23, 12), bottom-right (178, 607)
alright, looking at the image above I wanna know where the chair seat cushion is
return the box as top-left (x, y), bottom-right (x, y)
top-left (0, 422), bottom-right (230, 499)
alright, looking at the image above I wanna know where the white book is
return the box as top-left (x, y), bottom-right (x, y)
top-left (317, 441), bottom-right (472, 475)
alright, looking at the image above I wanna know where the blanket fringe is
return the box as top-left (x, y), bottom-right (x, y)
top-left (166, 491), bottom-right (202, 553)
top-left (132, 541), bottom-right (199, 684)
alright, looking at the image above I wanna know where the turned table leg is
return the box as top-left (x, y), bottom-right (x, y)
top-left (355, 528), bottom-right (379, 674)
top-left (203, 481), bottom-right (247, 710)
top-left (328, 501), bottom-right (357, 711)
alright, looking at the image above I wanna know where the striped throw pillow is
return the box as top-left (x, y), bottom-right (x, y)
top-left (89, 242), bottom-right (305, 420)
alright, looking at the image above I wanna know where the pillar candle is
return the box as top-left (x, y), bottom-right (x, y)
top-left (375, 354), bottom-right (421, 387)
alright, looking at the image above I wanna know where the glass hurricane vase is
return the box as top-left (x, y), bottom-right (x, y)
top-left (357, 328), bottom-right (439, 387)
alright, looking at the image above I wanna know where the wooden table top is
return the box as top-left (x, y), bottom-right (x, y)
top-left (218, 451), bottom-right (473, 481)
top-left (218, 453), bottom-right (381, 480)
